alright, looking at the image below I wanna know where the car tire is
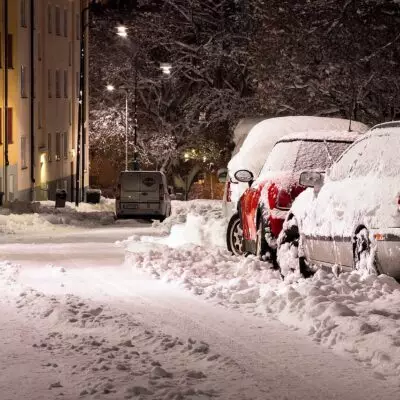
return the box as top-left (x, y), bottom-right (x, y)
top-left (255, 217), bottom-right (278, 266)
top-left (353, 227), bottom-right (380, 275)
top-left (226, 214), bottom-right (244, 256)
top-left (277, 214), bottom-right (313, 278)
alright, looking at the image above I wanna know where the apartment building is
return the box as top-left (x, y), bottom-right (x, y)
top-left (0, 0), bottom-right (89, 204)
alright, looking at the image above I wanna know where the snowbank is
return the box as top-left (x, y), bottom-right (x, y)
top-left (146, 200), bottom-right (226, 247)
top-left (125, 243), bottom-right (400, 378)
top-left (0, 198), bottom-right (116, 234)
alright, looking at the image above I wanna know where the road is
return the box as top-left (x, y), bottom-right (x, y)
top-left (0, 221), bottom-right (398, 400)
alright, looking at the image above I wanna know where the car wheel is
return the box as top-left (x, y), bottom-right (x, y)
top-left (353, 227), bottom-right (379, 275)
top-left (227, 214), bottom-right (244, 256)
top-left (255, 217), bottom-right (278, 266)
top-left (277, 214), bottom-right (313, 278)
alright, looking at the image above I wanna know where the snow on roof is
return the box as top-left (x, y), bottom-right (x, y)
top-left (228, 116), bottom-right (369, 176)
top-left (277, 130), bottom-right (363, 143)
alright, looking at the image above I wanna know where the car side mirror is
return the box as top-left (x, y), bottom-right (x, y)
top-left (299, 171), bottom-right (324, 189)
top-left (234, 169), bottom-right (254, 187)
top-left (217, 168), bottom-right (228, 183)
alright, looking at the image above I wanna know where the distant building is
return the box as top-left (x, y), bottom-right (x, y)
top-left (0, 0), bottom-right (89, 204)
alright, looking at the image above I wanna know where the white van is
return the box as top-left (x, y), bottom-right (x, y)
top-left (115, 171), bottom-right (171, 221)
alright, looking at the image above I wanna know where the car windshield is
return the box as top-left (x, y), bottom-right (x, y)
top-left (330, 133), bottom-right (400, 180)
top-left (259, 140), bottom-right (351, 177)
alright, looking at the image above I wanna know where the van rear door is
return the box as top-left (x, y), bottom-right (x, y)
top-left (139, 172), bottom-right (162, 205)
top-left (120, 172), bottom-right (141, 203)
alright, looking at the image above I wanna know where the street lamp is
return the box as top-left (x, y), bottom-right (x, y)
top-left (160, 63), bottom-right (172, 76)
top-left (107, 85), bottom-right (129, 171)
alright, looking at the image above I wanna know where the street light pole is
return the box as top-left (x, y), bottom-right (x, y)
top-left (132, 58), bottom-right (139, 171)
top-left (125, 89), bottom-right (128, 171)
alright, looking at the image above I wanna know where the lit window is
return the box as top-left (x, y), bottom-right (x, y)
top-left (56, 132), bottom-right (61, 161)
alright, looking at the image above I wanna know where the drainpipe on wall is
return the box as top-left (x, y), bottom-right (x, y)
top-left (30, 0), bottom-right (35, 201)
top-left (3, 0), bottom-right (9, 204)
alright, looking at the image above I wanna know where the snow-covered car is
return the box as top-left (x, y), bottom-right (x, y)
top-left (225, 116), bottom-right (368, 256)
top-left (234, 129), bottom-right (365, 263)
top-left (277, 121), bottom-right (400, 279)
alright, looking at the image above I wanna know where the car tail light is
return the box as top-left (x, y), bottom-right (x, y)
top-left (226, 181), bottom-right (232, 203)
top-left (116, 184), bottom-right (121, 200)
top-left (159, 184), bottom-right (164, 201)
top-left (267, 184), bottom-right (292, 210)
top-left (276, 189), bottom-right (292, 210)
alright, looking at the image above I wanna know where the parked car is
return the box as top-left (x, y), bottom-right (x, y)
top-left (277, 121), bottom-right (400, 279)
top-left (224, 116), bottom-right (368, 256)
top-left (115, 171), bottom-right (171, 221)
top-left (234, 129), bottom-right (365, 263)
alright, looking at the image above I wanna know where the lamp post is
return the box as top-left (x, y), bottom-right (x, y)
top-left (107, 85), bottom-right (129, 171)
top-left (115, 26), bottom-right (172, 171)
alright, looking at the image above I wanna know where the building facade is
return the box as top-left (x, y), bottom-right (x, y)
top-left (0, 0), bottom-right (89, 204)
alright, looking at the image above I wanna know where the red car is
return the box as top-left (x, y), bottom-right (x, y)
top-left (234, 130), bottom-right (362, 262)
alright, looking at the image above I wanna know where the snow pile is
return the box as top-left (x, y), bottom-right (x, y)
top-left (38, 197), bottom-right (115, 213)
top-left (125, 245), bottom-right (400, 377)
top-left (0, 198), bottom-right (116, 234)
top-left (149, 200), bottom-right (227, 247)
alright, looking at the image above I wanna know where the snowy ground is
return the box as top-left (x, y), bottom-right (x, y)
top-left (0, 200), bottom-right (399, 399)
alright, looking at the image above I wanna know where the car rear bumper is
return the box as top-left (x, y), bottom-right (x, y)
top-left (371, 228), bottom-right (400, 279)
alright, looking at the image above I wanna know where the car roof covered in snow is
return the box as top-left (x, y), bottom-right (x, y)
top-left (276, 129), bottom-right (363, 143)
top-left (228, 116), bottom-right (368, 176)
top-left (369, 121), bottom-right (400, 131)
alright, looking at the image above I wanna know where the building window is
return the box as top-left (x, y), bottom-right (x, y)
top-left (55, 6), bottom-right (61, 35)
top-left (48, 69), bottom-right (52, 98)
top-left (63, 70), bottom-right (68, 98)
top-left (0, 108), bottom-right (2, 144)
top-left (56, 69), bottom-right (61, 98)
top-left (37, 32), bottom-right (42, 61)
top-left (76, 71), bottom-right (79, 98)
top-left (48, 4), bottom-right (52, 34)
top-left (69, 100), bottom-right (72, 125)
top-left (63, 132), bottom-right (68, 159)
top-left (21, 65), bottom-right (27, 98)
top-left (21, 137), bottom-right (27, 168)
top-left (55, 132), bottom-right (61, 161)
top-left (7, 108), bottom-right (13, 144)
top-left (68, 41), bottom-right (72, 66)
top-left (21, 0), bottom-right (27, 27)
top-left (48, 133), bottom-right (52, 162)
top-left (76, 14), bottom-right (80, 40)
top-left (7, 34), bottom-right (13, 68)
top-left (64, 9), bottom-right (68, 37)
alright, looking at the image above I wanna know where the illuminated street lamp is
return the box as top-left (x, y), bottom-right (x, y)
top-left (116, 25), bottom-right (128, 37)
top-left (160, 62), bottom-right (172, 75)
